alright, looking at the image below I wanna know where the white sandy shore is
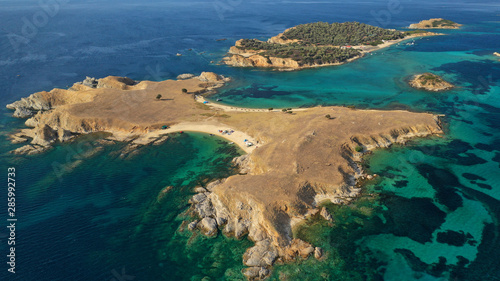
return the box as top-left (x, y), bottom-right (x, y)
top-left (355, 33), bottom-right (443, 53)
top-left (130, 122), bottom-right (258, 153)
top-left (195, 95), bottom-right (308, 113)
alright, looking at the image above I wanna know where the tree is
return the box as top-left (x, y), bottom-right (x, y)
top-left (156, 94), bottom-right (162, 100)
top-left (182, 88), bottom-right (188, 94)
top-left (355, 146), bottom-right (363, 152)
top-left (325, 114), bottom-right (331, 119)
top-left (268, 108), bottom-right (274, 111)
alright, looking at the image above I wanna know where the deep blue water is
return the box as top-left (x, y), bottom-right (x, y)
top-left (1, 0), bottom-right (500, 280)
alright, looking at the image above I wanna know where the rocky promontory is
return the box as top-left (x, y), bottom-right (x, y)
top-left (409, 18), bottom-right (462, 29)
top-left (6, 72), bottom-right (229, 155)
top-left (409, 73), bottom-right (454, 92)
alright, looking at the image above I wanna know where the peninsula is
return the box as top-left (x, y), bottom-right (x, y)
top-left (7, 74), bottom-right (443, 280)
top-left (223, 21), bottom-right (439, 70)
top-left (409, 18), bottom-right (462, 29)
top-left (409, 73), bottom-right (454, 91)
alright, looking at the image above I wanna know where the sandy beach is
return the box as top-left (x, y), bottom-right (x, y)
top-left (131, 122), bottom-right (258, 153)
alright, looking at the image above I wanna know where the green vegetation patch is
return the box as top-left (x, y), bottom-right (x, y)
top-left (235, 22), bottom-right (409, 67)
top-left (237, 39), bottom-right (361, 66)
top-left (420, 73), bottom-right (444, 85)
top-left (405, 30), bottom-right (427, 35)
top-left (432, 19), bottom-right (457, 27)
top-left (281, 21), bottom-right (405, 46)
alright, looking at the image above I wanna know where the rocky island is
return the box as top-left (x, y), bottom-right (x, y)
top-left (223, 21), bottom-right (439, 70)
top-left (7, 74), bottom-right (443, 279)
top-left (409, 18), bottom-right (462, 29)
top-left (409, 73), bottom-right (454, 91)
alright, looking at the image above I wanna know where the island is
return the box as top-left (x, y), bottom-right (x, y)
top-left (6, 74), bottom-right (443, 280)
top-left (494, 52), bottom-right (500, 58)
top-left (409, 18), bottom-right (462, 29)
top-left (222, 21), bottom-right (439, 70)
top-left (409, 73), bottom-right (454, 91)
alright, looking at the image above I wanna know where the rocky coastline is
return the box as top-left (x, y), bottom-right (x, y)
top-left (6, 74), bottom-right (444, 280)
top-left (188, 122), bottom-right (442, 280)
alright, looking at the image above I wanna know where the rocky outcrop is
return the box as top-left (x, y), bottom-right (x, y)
top-left (409, 18), bottom-right (461, 29)
top-left (176, 73), bottom-right (195, 80)
top-left (6, 91), bottom-right (52, 118)
top-left (76, 76), bottom-right (99, 88)
top-left (409, 73), bottom-right (454, 91)
top-left (314, 247), bottom-right (323, 259)
top-left (197, 72), bottom-right (231, 90)
top-left (72, 76), bottom-right (137, 90)
top-left (320, 207), bottom-right (333, 222)
top-left (199, 217), bottom-right (218, 236)
top-left (13, 107), bottom-right (34, 118)
top-left (198, 72), bottom-right (222, 83)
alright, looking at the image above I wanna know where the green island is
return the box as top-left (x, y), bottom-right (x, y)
top-left (409, 18), bottom-right (462, 29)
top-left (223, 21), bottom-right (438, 70)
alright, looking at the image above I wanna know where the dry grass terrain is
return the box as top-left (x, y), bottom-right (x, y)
top-left (7, 75), bottom-right (443, 278)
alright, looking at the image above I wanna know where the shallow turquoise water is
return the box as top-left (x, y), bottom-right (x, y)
top-left (1, 0), bottom-right (500, 280)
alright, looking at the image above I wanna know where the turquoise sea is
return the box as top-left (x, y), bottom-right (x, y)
top-left (1, 0), bottom-right (499, 280)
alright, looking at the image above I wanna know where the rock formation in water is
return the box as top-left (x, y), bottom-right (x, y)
top-left (409, 73), bottom-right (454, 91)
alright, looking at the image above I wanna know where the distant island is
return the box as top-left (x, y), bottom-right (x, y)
top-left (223, 21), bottom-right (438, 70)
top-left (409, 73), bottom-right (454, 91)
top-left (6, 74), bottom-right (443, 279)
top-left (409, 18), bottom-right (462, 29)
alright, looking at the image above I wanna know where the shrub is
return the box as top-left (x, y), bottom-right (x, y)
top-left (325, 114), bottom-right (331, 119)
top-left (156, 94), bottom-right (162, 100)
top-left (182, 88), bottom-right (188, 94)
top-left (347, 105), bottom-right (356, 109)
top-left (268, 108), bottom-right (274, 111)
top-left (282, 108), bottom-right (288, 112)
top-left (355, 146), bottom-right (363, 152)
